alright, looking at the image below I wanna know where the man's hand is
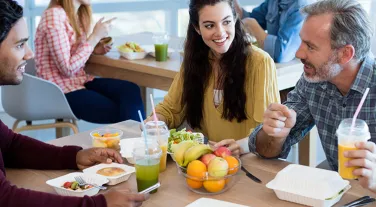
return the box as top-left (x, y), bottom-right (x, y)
top-left (103, 188), bottom-right (149, 207)
top-left (262, 103), bottom-right (296, 139)
top-left (242, 18), bottom-right (267, 48)
top-left (76, 148), bottom-right (123, 170)
top-left (344, 141), bottom-right (376, 193)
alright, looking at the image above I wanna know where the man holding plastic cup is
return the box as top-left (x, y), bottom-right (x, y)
top-left (247, 0), bottom-right (376, 192)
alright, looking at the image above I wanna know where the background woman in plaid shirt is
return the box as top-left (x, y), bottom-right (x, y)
top-left (34, 0), bottom-right (145, 123)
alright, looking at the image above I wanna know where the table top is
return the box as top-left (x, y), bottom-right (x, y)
top-left (6, 120), bottom-right (372, 207)
top-left (87, 33), bottom-right (304, 91)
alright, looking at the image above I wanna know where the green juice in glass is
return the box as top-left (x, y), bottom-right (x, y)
top-left (154, 44), bottom-right (168, 62)
top-left (135, 158), bottom-right (160, 193)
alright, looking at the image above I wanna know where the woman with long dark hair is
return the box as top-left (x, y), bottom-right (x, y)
top-left (146, 0), bottom-right (279, 156)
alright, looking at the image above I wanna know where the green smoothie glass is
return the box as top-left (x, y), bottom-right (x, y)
top-left (132, 140), bottom-right (162, 193)
top-left (152, 33), bottom-right (169, 62)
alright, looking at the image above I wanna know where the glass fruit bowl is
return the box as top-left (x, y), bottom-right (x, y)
top-left (90, 129), bottom-right (123, 151)
top-left (176, 156), bottom-right (241, 195)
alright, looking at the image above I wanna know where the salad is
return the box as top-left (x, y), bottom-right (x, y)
top-left (62, 181), bottom-right (92, 191)
top-left (168, 128), bottom-right (204, 153)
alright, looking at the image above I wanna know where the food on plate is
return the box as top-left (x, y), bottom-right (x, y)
top-left (96, 167), bottom-right (126, 177)
top-left (168, 128), bottom-right (204, 153)
top-left (117, 42), bottom-right (145, 53)
top-left (62, 181), bottom-right (92, 191)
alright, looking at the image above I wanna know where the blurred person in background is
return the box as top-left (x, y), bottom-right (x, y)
top-left (34, 0), bottom-right (145, 124)
top-left (234, 0), bottom-right (309, 63)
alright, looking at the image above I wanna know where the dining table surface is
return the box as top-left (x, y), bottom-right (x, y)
top-left (86, 32), bottom-right (304, 92)
top-left (5, 120), bottom-right (374, 207)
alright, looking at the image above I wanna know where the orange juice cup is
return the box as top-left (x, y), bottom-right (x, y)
top-left (145, 121), bottom-right (169, 172)
top-left (336, 118), bottom-right (370, 179)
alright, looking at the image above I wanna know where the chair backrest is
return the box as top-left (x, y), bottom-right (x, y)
top-left (1, 60), bottom-right (77, 121)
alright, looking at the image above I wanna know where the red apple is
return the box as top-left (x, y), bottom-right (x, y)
top-left (214, 146), bottom-right (231, 158)
top-left (208, 157), bottom-right (229, 177)
top-left (200, 154), bottom-right (216, 166)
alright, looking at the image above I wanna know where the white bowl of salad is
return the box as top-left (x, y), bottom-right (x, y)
top-left (168, 128), bottom-right (204, 155)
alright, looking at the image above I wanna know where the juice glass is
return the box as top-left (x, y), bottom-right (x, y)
top-left (337, 118), bottom-right (370, 179)
top-left (152, 33), bottom-right (169, 62)
top-left (132, 141), bottom-right (162, 193)
top-left (145, 121), bottom-right (169, 172)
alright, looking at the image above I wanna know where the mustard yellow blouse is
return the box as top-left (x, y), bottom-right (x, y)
top-left (155, 45), bottom-right (280, 142)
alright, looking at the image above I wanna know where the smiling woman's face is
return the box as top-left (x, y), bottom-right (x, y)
top-left (196, 1), bottom-right (235, 56)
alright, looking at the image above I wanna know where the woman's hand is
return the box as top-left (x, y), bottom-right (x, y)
top-left (88, 17), bottom-right (116, 47)
top-left (93, 41), bottom-right (112, 55)
top-left (209, 139), bottom-right (243, 157)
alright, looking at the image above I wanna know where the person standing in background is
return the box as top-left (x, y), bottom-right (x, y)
top-left (234, 0), bottom-right (309, 63)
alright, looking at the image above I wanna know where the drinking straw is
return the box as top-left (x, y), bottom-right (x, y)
top-left (138, 110), bottom-right (149, 156)
top-left (351, 87), bottom-right (370, 132)
top-left (150, 94), bottom-right (162, 144)
top-left (150, 94), bottom-right (159, 125)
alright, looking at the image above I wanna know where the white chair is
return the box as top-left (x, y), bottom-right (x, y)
top-left (1, 59), bottom-right (78, 137)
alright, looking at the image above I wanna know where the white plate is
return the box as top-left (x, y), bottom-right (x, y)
top-left (266, 164), bottom-right (351, 207)
top-left (83, 163), bottom-right (135, 185)
top-left (120, 137), bottom-right (143, 164)
top-left (186, 198), bottom-right (249, 207)
top-left (46, 172), bottom-right (108, 197)
top-left (142, 45), bottom-right (175, 57)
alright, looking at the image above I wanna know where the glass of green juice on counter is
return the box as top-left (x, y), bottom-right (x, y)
top-left (132, 140), bottom-right (162, 193)
top-left (152, 32), bottom-right (169, 62)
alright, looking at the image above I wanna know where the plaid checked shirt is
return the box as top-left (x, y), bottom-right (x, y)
top-left (249, 53), bottom-right (376, 171)
top-left (35, 6), bottom-right (94, 94)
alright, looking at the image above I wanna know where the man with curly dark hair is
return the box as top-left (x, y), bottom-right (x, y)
top-left (0, 1), bottom-right (149, 206)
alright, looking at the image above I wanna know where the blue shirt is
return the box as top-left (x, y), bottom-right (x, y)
top-left (242, 0), bottom-right (308, 63)
top-left (249, 54), bottom-right (376, 171)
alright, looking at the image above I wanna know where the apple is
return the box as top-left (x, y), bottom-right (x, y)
top-left (208, 157), bottom-right (229, 177)
top-left (200, 154), bottom-right (216, 166)
top-left (214, 146), bottom-right (231, 158)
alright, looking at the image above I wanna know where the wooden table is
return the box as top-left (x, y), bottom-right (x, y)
top-left (5, 120), bottom-right (372, 207)
top-left (86, 33), bottom-right (304, 92)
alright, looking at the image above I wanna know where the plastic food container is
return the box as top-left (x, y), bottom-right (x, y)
top-left (46, 172), bottom-right (108, 197)
top-left (266, 164), bottom-right (351, 207)
top-left (90, 129), bottom-right (123, 151)
top-left (120, 137), bottom-right (143, 164)
top-left (83, 163), bottom-right (135, 185)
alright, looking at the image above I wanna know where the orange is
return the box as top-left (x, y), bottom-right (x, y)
top-left (186, 178), bottom-right (203, 189)
top-left (203, 179), bottom-right (225, 193)
top-left (224, 156), bottom-right (239, 175)
top-left (187, 160), bottom-right (207, 178)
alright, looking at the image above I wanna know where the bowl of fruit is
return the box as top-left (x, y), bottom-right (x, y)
top-left (173, 141), bottom-right (241, 195)
top-left (117, 42), bottom-right (147, 60)
top-left (90, 129), bottom-right (123, 151)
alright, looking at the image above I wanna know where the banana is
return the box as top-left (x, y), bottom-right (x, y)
top-left (173, 141), bottom-right (195, 166)
top-left (182, 144), bottom-right (213, 167)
